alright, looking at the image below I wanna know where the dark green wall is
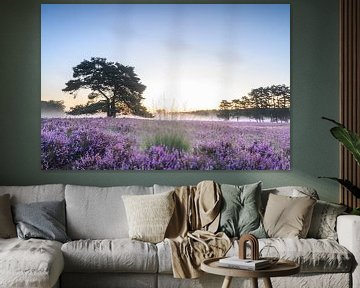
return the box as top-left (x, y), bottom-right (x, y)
top-left (0, 0), bottom-right (340, 202)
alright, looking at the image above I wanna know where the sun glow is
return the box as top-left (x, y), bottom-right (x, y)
top-left (41, 4), bottom-right (290, 113)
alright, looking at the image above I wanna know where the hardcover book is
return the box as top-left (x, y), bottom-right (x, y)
top-left (218, 257), bottom-right (271, 270)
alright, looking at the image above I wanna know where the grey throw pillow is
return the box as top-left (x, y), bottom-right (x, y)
top-left (218, 182), bottom-right (266, 238)
top-left (0, 194), bottom-right (16, 238)
top-left (307, 200), bottom-right (347, 240)
top-left (12, 200), bottom-right (70, 243)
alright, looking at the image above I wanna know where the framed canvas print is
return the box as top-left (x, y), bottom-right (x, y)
top-left (41, 4), bottom-right (290, 170)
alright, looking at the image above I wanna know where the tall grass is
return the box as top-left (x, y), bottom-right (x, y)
top-left (143, 131), bottom-right (190, 151)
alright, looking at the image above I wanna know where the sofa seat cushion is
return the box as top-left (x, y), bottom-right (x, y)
top-left (61, 239), bottom-right (158, 273)
top-left (157, 238), bottom-right (353, 274)
top-left (0, 238), bottom-right (64, 288)
top-left (232, 238), bottom-right (353, 273)
top-left (261, 238), bottom-right (353, 273)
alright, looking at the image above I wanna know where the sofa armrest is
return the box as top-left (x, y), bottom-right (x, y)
top-left (337, 215), bottom-right (360, 288)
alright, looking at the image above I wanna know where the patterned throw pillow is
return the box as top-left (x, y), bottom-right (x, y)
top-left (122, 191), bottom-right (175, 243)
top-left (263, 193), bottom-right (316, 238)
top-left (218, 182), bottom-right (266, 239)
top-left (0, 194), bottom-right (16, 238)
top-left (307, 200), bottom-right (347, 240)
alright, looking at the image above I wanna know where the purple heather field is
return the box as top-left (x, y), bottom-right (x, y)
top-left (41, 118), bottom-right (290, 170)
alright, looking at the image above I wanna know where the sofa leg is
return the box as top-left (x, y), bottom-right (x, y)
top-left (221, 276), bottom-right (232, 288)
top-left (251, 278), bottom-right (258, 288)
top-left (263, 277), bottom-right (273, 288)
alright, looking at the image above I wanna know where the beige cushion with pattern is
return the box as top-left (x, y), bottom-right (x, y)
top-left (308, 200), bottom-right (347, 240)
top-left (122, 191), bottom-right (175, 243)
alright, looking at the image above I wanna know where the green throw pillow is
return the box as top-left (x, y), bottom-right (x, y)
top-left (218, 182), bottom-right (266, 238)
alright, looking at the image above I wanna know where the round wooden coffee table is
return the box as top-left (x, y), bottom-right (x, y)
top-left (201, 257), bottom-right (300, 288)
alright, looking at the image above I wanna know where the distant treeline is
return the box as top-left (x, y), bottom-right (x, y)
top-left (218, 84), bottom-right (290, 122)
top-left (42, 84), bottom-right (290, 122)
top-left (41, 100), bottom-right (65, 112)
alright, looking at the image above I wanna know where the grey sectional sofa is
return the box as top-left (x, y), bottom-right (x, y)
top-left (0, 184), bottom-right (359, 288)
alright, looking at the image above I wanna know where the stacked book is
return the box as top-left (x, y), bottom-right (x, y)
top-left (218, 257), bottom-right (271, 270)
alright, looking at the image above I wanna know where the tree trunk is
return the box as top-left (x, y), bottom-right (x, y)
top-left (106, 101), bottom-right (111, 117)
top-left (111, 96), bottom-right (116, 118)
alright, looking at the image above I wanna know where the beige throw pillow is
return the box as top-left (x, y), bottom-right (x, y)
top-left (122, 191), bottom-right (175, 243)
top-left (263, 193), bottom-right (316, 238)
top-left (0, 194), bottom-right (17, 238)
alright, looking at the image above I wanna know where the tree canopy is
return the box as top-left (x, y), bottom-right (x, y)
top-left (218, 84), bottom-right (290, 122)
top-left (63, 57), bottom-right (152, 118)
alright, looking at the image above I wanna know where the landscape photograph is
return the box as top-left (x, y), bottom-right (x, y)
top-left (41, 4), bottom-right (290, 170)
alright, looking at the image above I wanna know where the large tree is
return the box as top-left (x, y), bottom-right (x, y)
top-left (63, 57), bottom-right (152, 118)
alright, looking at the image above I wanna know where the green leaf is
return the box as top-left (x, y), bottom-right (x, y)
top-left (351, 208), bottom-right (360, 215)
top-left (321, 116), bottom-right (344, 127)
top-left (330, 127), bottom-right (360, 165)
top-left (318, 177), bottom-right (360, 198)
top-left (322, 117), bottom-right (360, 165)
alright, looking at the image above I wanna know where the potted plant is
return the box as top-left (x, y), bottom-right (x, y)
top-left (320, 117), bottom-right (360, 215)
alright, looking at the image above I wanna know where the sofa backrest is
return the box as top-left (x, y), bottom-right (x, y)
top-left (153, 184), bottom-right (176, 194)
top-left (0, 184), bottom-right (320, 240)
top-left (0, 184), bottom-right (65, 204)
top-left (65, 184), bottom-right (153, 240)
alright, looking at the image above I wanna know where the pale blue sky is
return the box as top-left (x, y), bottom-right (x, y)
top-left (41, 4), bottom-right (290, 112)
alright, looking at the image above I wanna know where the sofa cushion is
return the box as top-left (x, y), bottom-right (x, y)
top-left (0, 194), bottom-right (16, 238)
top-left (61, 239), bottom-right (158, 273)
top-left (12, 200), bottom-right (70, 243)
top-left (261, 186), bottom-right (319, 213)
top-left (234, 238), bottom-right (353, 273)
top-left (261, 238), bottom-right (354, 273)
top-left (157, 237), bottom-right (353, 274)
top-left (122, 191), bottom-right (175, 243)
top-left (61, 273), bottom-right (157, 288)
top-left (0, 238), bottom-right (64, 288)
top-left (0, 184), bottom-right (65, 204)
top-left (263, 194), bottom-right (316, 238)
top-left (307, 200), bottom-right (347, 240)
top-left (156, 240), bottom-right (173, 274)
top-left (65, 185), bottom-right (153, 239)
top-left (218, 182), bottom-right (266, 238)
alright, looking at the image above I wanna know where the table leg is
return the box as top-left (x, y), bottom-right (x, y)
top-left (263, 277), bottom-right (273, 288)
top-left (221, 276), bottom-right (233, 288)
top-left (251, 278), bottom-right (258, 288)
